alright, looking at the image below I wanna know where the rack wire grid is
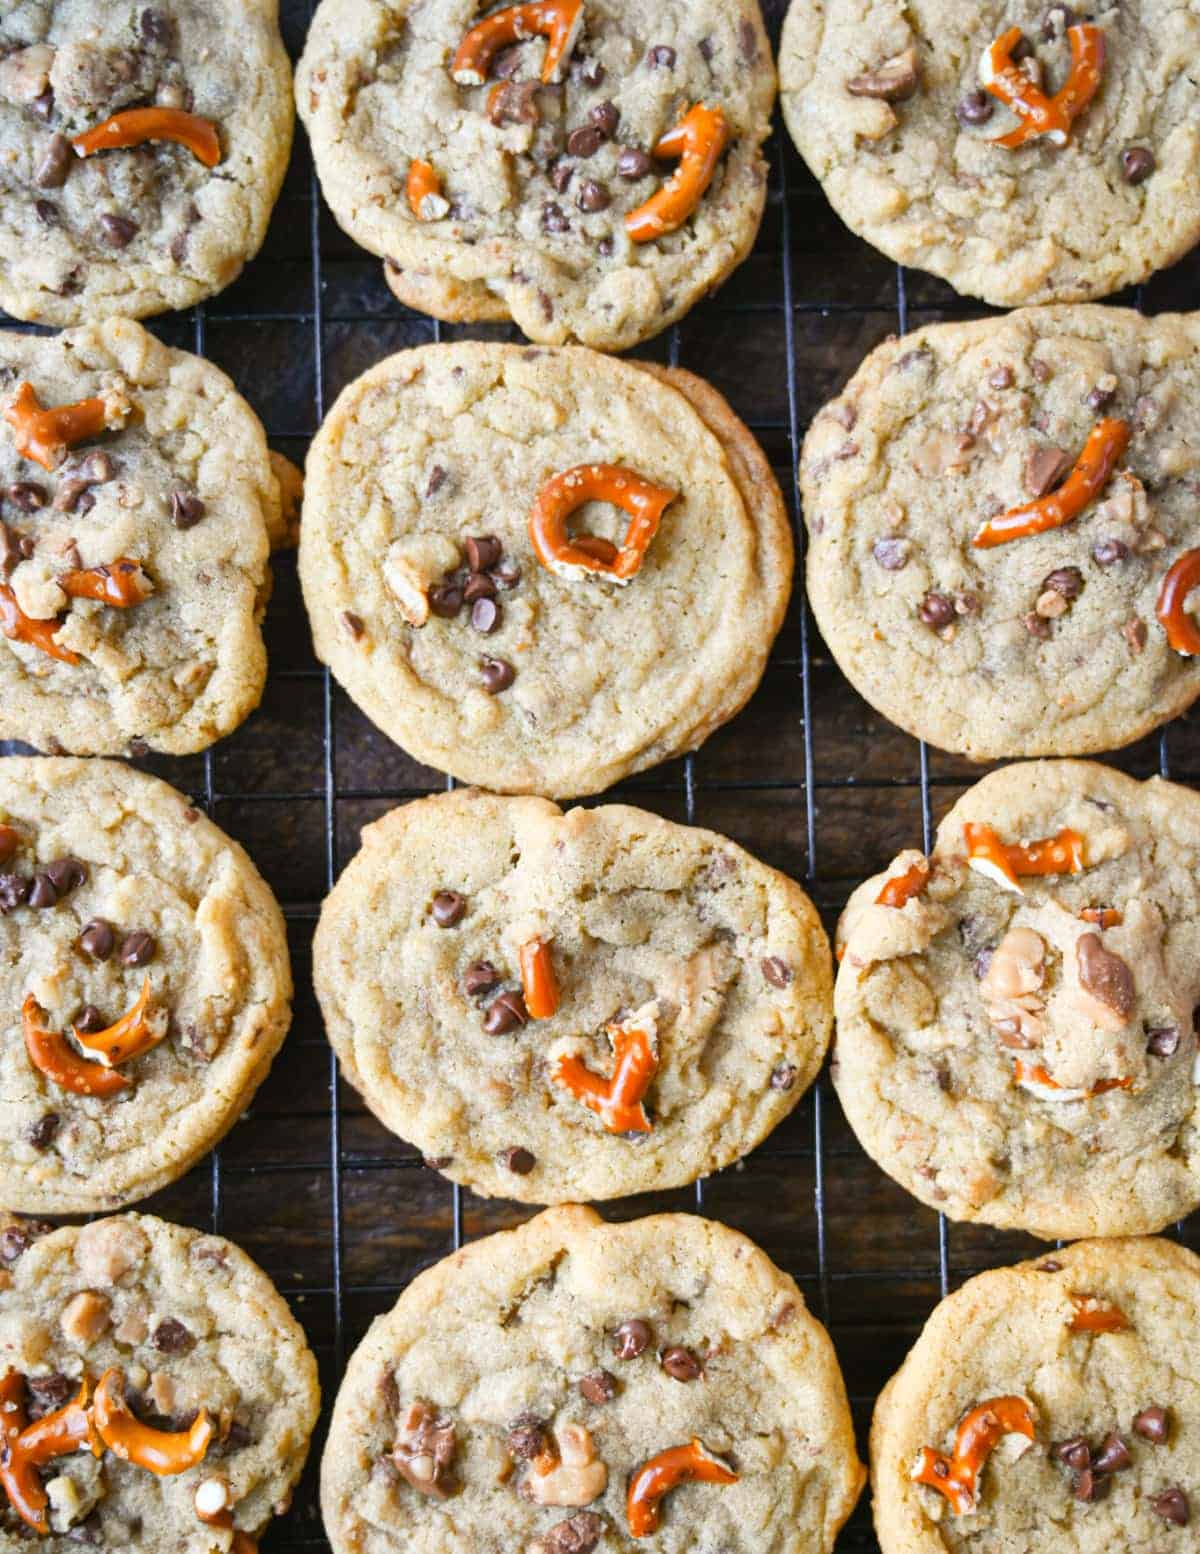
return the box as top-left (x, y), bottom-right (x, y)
top-left (4, 1), bottom-right (1200, 1549)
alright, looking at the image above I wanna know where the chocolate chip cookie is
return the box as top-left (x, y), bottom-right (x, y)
top-left (0, 2), bottom-right (293, 325)
top-left (322, 1204), bottom-right (864, 1554)
top-left (780, 1), bottom-right (1200, 306)
top-left (296, 0), bottom-right (775, 350)
top-left (0, 318), bottom-right (280, 755)
top-left (835, 759), bottom-right (1200, 1240)
top-left (802, 305), bottom-right (1200, 761)
top-left (299, 342), bottom-right (792, 795)
top-left (0, 757), bottom-right (292, 1213)
top-left (0, 1211), bottom-right (319, 1549)
top-left (873, 1237), bottom-right (1200, 1553)
top-left (314, 788), bottom-right (831, 1202)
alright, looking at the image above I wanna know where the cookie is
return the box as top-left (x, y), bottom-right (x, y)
top-left (299, 341), bottom-right (792, 795)
top-left (834, 759), bottom-right (1200, 1241)
top-left (0, 317), bottom-right (279, 755)
top-left (0, 1211), bottom-right (319, 1549)
top-left (315, 788), bottom-right (831, 1202)
top-left (296, 0), bottom-right (775, 351)
top-left (801, 305), bottom-right (1200, 762)
top-left (779, 0), bottom-right (1200, 307)
top-left (872, 1236), bottom-right (1200, 1554)
top-left (321, 1204), bottom-right (864, 1554)
top-left (0, 1), bottom-right (293, 326)
top-left (0, 757), bottom-right (292, 1214)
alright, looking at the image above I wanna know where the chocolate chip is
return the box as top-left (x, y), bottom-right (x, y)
top-left (483, 990), bottom-right (527, 1034)
top-left (659, 1345), bottom-right (701, 1381)
top-left (1042, 566), bottom-right (1083, 599)
top-left (487, 79), bottom-right (540, 126)
top-left (576, 178), bottom-right (610, 213)
top-left (0, 874), bottom-right (30, 913)
top-left (1009, 32), bottom-right (1035, 60)
top-left (30, 89), bottom-right (54, 122)
top-left (140, 7), bottom-right (174, 44)
top-left (647, 45), bottom-right (676, 68)
top-left (1121, 146), bottom-right (1156, 185)
top-left (26, 1372), bottom-right (71, 1417)
top-left (170, 488), bottom-right (205, 529)
top-left (919, 591), bottom-right (955, 628)
top-left (761, 956), bottom-right (792, 989)
top-left (35, 134), bottom-right (72, 190)
top-left (75, 1005), bottom-right (105, 1035)
top-left (429, 583), bottom-right (464, 618)
top-left (1024, 612), bottom-right (1051, 640)
top-left (847, 52), bottom-right (921, 101)
top-left (566, 124), bottom-right (605, 158)
top-left (873, 537), bottom-right (910, 571)
top-left (617, 147), bottom-right (653, 180)
top-left (507, 1415), bottom-right (547, 1459)
top-left (471, 597), bottom-right (501, 634)
top-left (45, 857), bottom-right (85, 895)
top-left (1092, 538), bottom-right (1129, 567)
top-left (956, 90), bottom-right (994, 126)
top-left (1076, 932), bottom-right (1135, 1019)
top-left (54, 478), bottom-right (90, 513)
top-left (464, 960), bottom-right (499, 996)
top-left (988, 365), bottom-right (1014, 390)
top-left (579, 1369), bottom-right (617, 1404)
top-left (1025, 446), bottom-right (1071, 498)
top-left (1038, 1258), bottom-right (1062, 1272)
top-left (574, 57), bottom-right (605, 87)
top-left (1092, 1433), bottom-right (1131, 1473)
top-left (341, 611), bottom-right (365, 639)
top-left (500, 1145), bottom-right (535, 1176)
top-left (589, 101), bottom-right (619, 138)
top-left (1074, 1466), bottom-right (1110, 1503)
top-left (8, 482), bottom-right (46, 512)
top-left (1041, 4), bottom-right (1077, 37)
top-left (0, 1228), bottom-right (30, 1264)
top-left (151, 1317), bottom-right (193, 1354)
top-left (464, 535), bottom-right (502, 573)
top-left (99, 214), bottom-right (139, 249)
top-left (492, 44), bottom-right (524, 78)
top-left (464, 572), bottom-right (497, 604)
top-left (481, 656), bottom-right (515, 694)
top-left (431, 891), bottom-right (467, 928)
top-left (24, 1112), bottom-right (59, 1151)
top-left (425, 466), bottom-right (447, 498)
top-left (1154, 1487), bottom-right (1190, 1526)
top-left (1085, 382), bottom-right (1117, 413)
top-left (1147, 1026), bottom-right (1180, 1057)
top-left (1134, 1406), bottom-right (1169, 1443)
top-left (549, 159), bottom-right (574, 193)
top-left (79, 918), bottom-right (116, 961)
top-left (542, 202), bottom-right (570, 233)
top-left (118, 930), bottom-right (156, 967)
top-left (698, 36), bottom-right (714, 63)
top-left (613, 1318), bottom-right (652, 1359)
top-left (28, 873), bottom-right (58, 909)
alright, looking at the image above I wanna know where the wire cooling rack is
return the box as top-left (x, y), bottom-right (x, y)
top-left (4, 1), bottom-right (1200, 1548)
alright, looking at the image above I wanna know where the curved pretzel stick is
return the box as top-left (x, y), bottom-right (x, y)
top-left (23, 995), bottom-right (129, 1097)
top-left (60, 559), bottom-right (153, 608)
top-left (94, 1369), bottom-right (213, 1474)
top-left (553, 1013), bottom-right (657, 1133)
top-left (964, 822), bottom-right (1085, 892)
top-left (913, 1396), bottom-right (1036, 1515)
top-left (626, 105), bottom-right (729, 244)
top-left (529, 464), bottom-right (677, 584)
top-left (981, 24), bottom-right (1105, 149)
top-left (451, 0), bottom-right (582, 87)
top-left (973, 420), bottom-right (1129, 548)
top-left (73, 978), bottom-right (164, 1067)
top-left (627, 1439), bottom-right (737, 1537)
top-left (73, 107), bottom-right (220, 167)
top-left (1156, 548), bottom-right (1200, 655)
top-left (0, 586), bottom-right (78, 665)
top-left (3, 382), bottom-right (112, 471)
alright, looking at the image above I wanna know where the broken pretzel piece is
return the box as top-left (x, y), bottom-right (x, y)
top-left (1156, 547), bottom-right (1200, 655)
top-left (529, 464), bottom-right (677, 584)
top-left (407, 159), bottom-right (450, 222)
top-left (61, 558), bottom-right (153, 609)
top-left (964, 821), bottom-right (1086, 893)
top-left (73, 107), bottom-right (221, 168)
top-left (451, 0), bottom-right (582, 87)
top-left (626, 104), bottom-right (729, 244)
top-left (1068, 1293), bottom-right (1130, 1333)
top-left (23, 994), bottom-right (129, 1098)
top-left (973, 419), bottom-right (1129, 548)
top-left (912, 1396), bottom-right (1036, 1515)
top-left (3, 381), bottom-right (120, 472)
top-left (979, 24), bottom-right (1105, 149)
top-left (553, 1005), bottom-right (658, 1133)
top-left (876, 855), bottom-right (929, 908)
top-left (94, 1368), bottom-right (213, 1474)
top-left (0, 585), bottom-right (78, 665)
top-left (519, 938), bottom-right (560, 1019)
top-left (626, 1439), bottom-right (737, 1538)
top-left (74, 977), bottom-right (166, 1067)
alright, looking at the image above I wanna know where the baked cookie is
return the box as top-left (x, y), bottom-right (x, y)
top-left (873, 1237), bottom-right (1200, 1553)
top-left (779, 0), bottom-right (1200, 307)
top-left (835, 759), bottom-right (1200, 1240)
top-left (322, 1204), bottom-right (864, 1554)
top-left (315, 788), bottom-right (831, 1202)
top-left (0, 1211), bottom-right (319, 1550)
top-left (802, 305), bottom-right (1200, 761)
top-left (0, 757), bottom-right (292, 1214)
top-left (299, 342), bottom-right (792, 795)
top-left (0, 317), bottom-right (279, 755)
top-left (297, 0), bottom-right (775, 350)
top-left (0, 1), bottom-right (293, 326)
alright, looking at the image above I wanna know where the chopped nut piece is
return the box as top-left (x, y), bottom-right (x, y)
top-left (60, 1291), bottom-right (111, 1345)
top-left (74, 1219), bottom-right (148, 1286)
top-left (528, 1511), bottom-right (605, 1554)
top-left (520, 1424), bottom-right (607, 1508)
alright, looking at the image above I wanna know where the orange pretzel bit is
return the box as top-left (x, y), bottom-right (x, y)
top-left (1013, 1058), bottom-right (1130, 1101)
top-left (519, 938), bottom-right (560, 1019)
top-left (1069, 1293), bottom-right (1130, 1333)
top-left (529, 464), bottom-right (677, 584)
top-left (3, 381), bottom-right (114, 472)
top-left (876, 856), bottom-right (929, 908)
top-left (0, 585), bottom-right (78, 665)
top-left (407, 159), bottom-right (449, 222)
top-left (626, 104), bottom-right (730, 244)
top-left (23, 994), bottom-right (129, 1098)
top-left (74, 977), bottom-right (165, 1067)
top-left (1156, 548), bottom-right (1200, 655)
top-left (61, 558), bottom-right (153, 608)
top-left (964, 822), bottom-right (1086, 893)
top-left (200, 1512), bottom-right (257, 1554)
top-left (0, 1369), bottom-right (44, 1534)
top-left (20, 1376), bottom-right (100, 1466)
top-left (553, 1010), bottom-right (657, 1133)
top-left (72, 107), bottom-right (220, 167)
top-left (451, 0), bottom-right (583, 87)
top-left (913, 1396), bottom-right (1036, 1516)
top-left (980, 24), bottom-right (1105, 150)
top-left (94, 1368), bottom-right (213, 1474)
top-left (974, 419), bottom-right (1129, 548)
top-left (627, 1439), bottom-right (737, 1538)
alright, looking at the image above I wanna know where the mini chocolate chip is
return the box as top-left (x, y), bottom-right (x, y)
top-left (501, 1146), bottom-right (535, 1175)
top-left (24, 1113), bottom-right (59, 1151)
top-left (0, 525), bottom-right (21, 577)
top-left (99, 214), bottom-right (139, 249)
top-left (1085, 382), bottom-right (1117, 412)
top-left (0, 874), bottom-right (31, 913)
top-left (54, 478), bottom-right (89, 513)
top-left (1121, 146), bottom-right (1156, 185)
top-left (507, 1414), bottom-right (547, 1459)
top-left (471, 596), bottom-right (501, 634)
top-left (492, 44), bottom-right (524, 78)
top-left (492, 560), bottom-right (522, 590)
top-left (1074, 1466), bottom-right (1110, 1503)
top-left (35, 134), bottom-right (72, 192)
top-left (140, 7), bottom-right (174, 44)
top-left (579, 1369), bottom-right (617, 1404)
top-left (972, 949), bottom-right (995, 980)
top-left (151, 1318), bottom-right (193, 1354)
top-left (222, 1420), bottom-right (253, 1451)
top-left (75, 1005), bottom-right (105, 1035)
top-left (762, 956), bottom-right (792, 988)
top-left (170, 488), bottom-right (205, 529)
top-left (589, 101), bottom-right (619, 138)
top-left (341, 611), bottom-right (365, 639)
top-left (8, 483), bottom-right (47, 512)
top-left (613, 1318), bottom-right (652, 1359)
top-left (45, 857), bottom-right (85, 895)
top-left (575, 57), bottom-right (605, 87)
top-left (431, 891), bottom-right (467, 928)
top-left (956, 90), bottom-right (995, 126)
top-left (1147, 1026), bottom-right (1180, 1057)
top-left (648, 44), bottom-right (676, 68)
top-left (550, 160), bottom-right (574, 194)
top-left (769, 1063), bottom-right (798, 1091)
top-left (698, 36), bottom-right (714, 63)
top-left (1154, 1487), bottom-right (1190, 1526)
top-left (481, 656), bottom-right (516, 694)
top-left (1009, 32), bottom-right (1034, 60)
top-left (118, 930), bottom-right (156, 967)
top-left (464, 535), bottom-right (502, 573)
top-left (483, 990), bottom-right (528, 1034)
top-left (660, 1345), bottom-right (701, 1381)
top-left (28, 874), bottom-right (58, 909)
top-left (428, 583), bottom-right (464, 618)
top-left (542, 201), bottom-right (570, 233)
top-left (617, 147), bottom-right (653, 180)
top-left (1134, 1406), bottom-right (1169, 1442)
top-left (0, 1228), bottom-right (31, 1263)
top-left (577, 179), bottom-right (611, 213)
top-left (464, 573), bottom-right (498, 605)
top-left (873, 537), bottom-right (909, 571)
top-left (1041, 4), bottom-right (1078, 37)
top-left (1042, 566), bottom-right (1083, 599)
top-left (597, 235), bottom-right (614, 257)
top-left (919, 591), bottom-right (955, 628)
top-left (464, 960), bottom-right (500, 996)
top-left (425, 466), bottom-right (447, 497)
top-left (79, 919), bottom-right (116, 961)
top-left (1092, 538), bottom-right (1130, 567)
top-left (566, 125), bottom-right (605, 159)
top-left (1092, 1433), bottom-right (1131, 1473)
top-left (1076, 932), bottom-right (1135, 1019)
